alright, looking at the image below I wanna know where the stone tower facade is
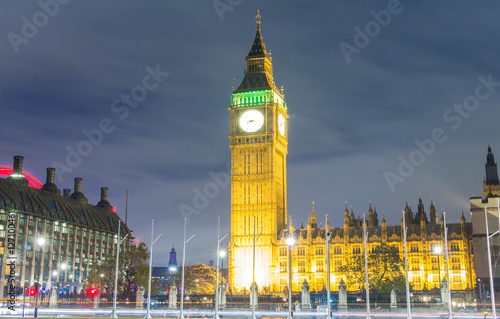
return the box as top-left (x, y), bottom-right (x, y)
top-left (228, 13), bottom-right (288, 292)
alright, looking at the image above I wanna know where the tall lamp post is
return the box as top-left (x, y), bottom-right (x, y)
top-left (34, 237), bottom-right (45, 318)
top-left (180, 217), bottom-right (195, 319)
top-left (363, 214), bottom-right (370, 319)
top-left (325, 215), bottom-right (331, 319)
top-left (286, 235), bottom-right (295, 319)
top-left (111, 221), bottom-right (129, 319)
top-left (434, 246), bottom-right (442, 303)
top-left (145, 219), bottom-right (162, 319)
top-left (251, 216), bottom-right (262, 319)
top-left (215, 216), bottom-right (228, 319)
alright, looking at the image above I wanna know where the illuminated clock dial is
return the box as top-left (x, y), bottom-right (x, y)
top-left (278, 113), bottom-right (285, 136)
top-left (239, 110), bottom-right (264, 132)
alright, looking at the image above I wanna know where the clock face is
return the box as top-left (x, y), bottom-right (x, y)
top-left (278, 113), bottom-right (285, 136)
top-left (239, 110), bottom-right (264, 132)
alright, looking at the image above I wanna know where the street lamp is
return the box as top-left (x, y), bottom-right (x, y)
top-left (145, 219), bottom-right (162, 319)
top-left (180, 217), bottom-right (195, 319)
top-left (34, 237), bottom-right (45, 318)
top-left (286, 235), bottom-right (295, 319)
top-left (325, 214), bottom-right (331, 319)
top-left (111, 221), bottom-right (129, 319)
top-left (215, 217), bottom-right (228, 319)
top-left (434, 245), bottom-right (442, 303)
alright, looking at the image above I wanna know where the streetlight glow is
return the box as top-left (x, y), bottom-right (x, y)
top-left (219, 250), bottom-right (226, 258)
top-left (37, 237), bottom-right (45, 246)
top-left (434, 246), bottom-right (442, 254)
top-left (286, 236), bottom-right (295, 247)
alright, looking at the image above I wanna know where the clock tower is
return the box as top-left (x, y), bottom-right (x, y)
top-left (228, 12), bottom-right (288, 292)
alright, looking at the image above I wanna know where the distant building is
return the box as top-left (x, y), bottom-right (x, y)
top-left (471, 145), bottom-right (500, 296)
top-left (0, 156), bottom-right (131, 298)
top-left (168, 246), bottom-right (178, 272)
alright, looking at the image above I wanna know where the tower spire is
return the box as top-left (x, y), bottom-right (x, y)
top-left (255, 9), bottom-right (261, 25)
top-left (483, 144), bottom-right (499, 197)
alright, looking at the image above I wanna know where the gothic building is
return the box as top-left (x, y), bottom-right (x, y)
top-left (227, 14), bottom-right (475, 294)
top-left (276, 200), bottom-right (474, 293)
top-left (0, 156), bottom-right (131, 298)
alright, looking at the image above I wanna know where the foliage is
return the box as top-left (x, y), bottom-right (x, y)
top-left (340, 242), bottom-right (406, 294)
top-left (367, 243), bottom-right (406, 294)
top-left (86, 242), bottom-right (150, 298)
top-left (184, 263), bottom-right (226, 295)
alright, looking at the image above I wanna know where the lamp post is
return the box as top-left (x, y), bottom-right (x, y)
top-left (111, 221), bottom-right (129, 319)
top-left (325, 215), bottom-right (331, 319)
top-left (34, 237), bottom-right (45, 318)
top-left (180, 217), bottom-right (195, 319)
top-left (251, 216), bottom-right (262, 319)
top-left (215, 216), bottom-right (228, 319)
top-left (434, 245), bottom-right (442, 303)
top-left (145, 219), bottom-right (162, 319)
top-left (286, 235), bottom-right (295, 319)
top-left (363, 214), bottom-right (370, 319)
top-left (402, 211), bottom-right (412, 319)
top-left (443, 212), bottom-right (453, 319)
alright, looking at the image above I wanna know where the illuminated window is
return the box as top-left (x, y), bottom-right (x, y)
top-left (411, 258), bottom-right (420, 270)
top-left (334, 246), bottom-right (342, 255)
top-left (280, 248), bottom-right (287, 256)
top-left (298, 261), bottom-right (306, 273)
top-left (353, 246), bottom-right (361, 254)
top-left (316, 247), bottom-right (324, 255)
top-left (316, 262), bottom-right (324, 273)
top-left (410, 244), bottom-right (419, 253)
top-left (298, 247), bottom-right (305, 256)
top-left (334, 259), bottom-right (342, 272)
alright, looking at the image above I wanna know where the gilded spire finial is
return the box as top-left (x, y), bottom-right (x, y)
top-left (256, 9), bottom-right (261, 25)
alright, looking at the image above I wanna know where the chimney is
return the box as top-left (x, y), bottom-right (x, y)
top-left (63, 189), bottom-right (71, 197)
top-left (74, 178), bottom-right (83, 193)
top-left (101, 187), bottom-right (108, 201)
top-left (13, 156), bottom-right (23, 174)
top-left (8, 155), bottom-right (29, 186)
top-left (97, 187), bottom-right (112, 210)
top-left (42, 167), bottom-right (60, 195)
top-left (46, 168), bottom-right (55, 184)
top-left (70, 178), bottom-right (88, 204)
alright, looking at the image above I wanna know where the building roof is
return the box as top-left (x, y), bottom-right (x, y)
top-left (0, 177), bottom-right (130, 235)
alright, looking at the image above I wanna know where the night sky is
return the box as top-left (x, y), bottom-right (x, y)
top-left (2, 1), bottom-right (500, 266)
